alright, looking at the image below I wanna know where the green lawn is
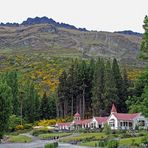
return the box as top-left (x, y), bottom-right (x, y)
top-left (80, 136), bottom-right (144, 147)
top-left (8, 135), bottom-right (32, 143)
top-left (119, 137), bottom-right (143, 146)
top-left (38, 132), bottom-right (72, 139)
top-left (60, 133), bottom-right (106, 143)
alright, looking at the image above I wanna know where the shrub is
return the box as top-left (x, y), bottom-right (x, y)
top-left (32, 128), bottom-right (49, 136)
top-left (141, 136), bottom-right (148, 145)
top-left (44, 142), bottom-right (58, 148)
top-left (103, 123), bottom-right (111, 135)
top-left (24, 123), bottom-right (32, 130)
top-left (15, 125), bottom-right (24, 131)
top-left (107, 140), bottom-right (119, 148)
top-left (9, 115), bottom-right (22, 132)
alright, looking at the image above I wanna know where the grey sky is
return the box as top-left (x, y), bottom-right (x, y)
top-left (0, 0), bottom-right (148, 32)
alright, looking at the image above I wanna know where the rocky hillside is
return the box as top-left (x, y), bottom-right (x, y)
top-left (0, 22), bottom-right (146, 67)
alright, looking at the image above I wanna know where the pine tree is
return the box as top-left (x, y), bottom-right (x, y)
top-left (23, 81), bottom-right (39, 123)
top-left (40, 92), bottom-right (50, 119)
top-left (112, 58), bottom-right (124, 112)
top-left (0, 82), bottom-right (12, 139)
top-left (6, 71), bottom-right (19, 115)
top-left (140, 15), bottom-right (148, 59)
top-left (92, 58), bottom-right (105, 116)
top-left (57, 70), bottom-right (68, 118)
top-left (104, 61), bottom-right (117, 114)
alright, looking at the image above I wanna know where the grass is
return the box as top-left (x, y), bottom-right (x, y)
top-left (8, 135), bottom-right (32, 143)
top-left (60, 133), bottom-right (106, 143)
top-left (119, 136), bottom-right (143, 146)
top-left (80, 136), bottom-right (144, 147)
top-left (38, 132), bottom-right (72, 140)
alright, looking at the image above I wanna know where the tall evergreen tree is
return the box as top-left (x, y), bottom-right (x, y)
top-left (104, 61), bottom-right (117, 115)
top-left (6, 71), bottom-right (19, 115)
top-left (0, 82), bottom-right (12, 139)
top-left (140, 15), bottom-right (148, 59)
top-left (23, 81), bottom-right (40, 123)
top-left (57, 70), bottom-right (68, 118)
top-left (112, 58), bottom-right (124, 112)
top-left (92, 58), bottom-right (105, 116)
top-left (40, 92), bottom-right (56, 119)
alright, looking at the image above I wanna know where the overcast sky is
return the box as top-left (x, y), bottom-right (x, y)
top-left (0, 0), bottom-right (148, 32)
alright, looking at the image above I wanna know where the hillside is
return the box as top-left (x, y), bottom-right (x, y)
top-left (0, 22), bottom-right (146, 67)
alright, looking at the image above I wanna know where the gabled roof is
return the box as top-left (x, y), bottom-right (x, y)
top-left (74, 112), bottom-right (80, 117)
top-left (111, 104), bottom-right (117, 113)
top-left (56, 122), bottom-right (71, 127)
top-left (113, 113), bottom-right (140, 121)
top-left (75, 119), bottom-right (92, 125)
top-left (94, 117), bottom-right (108, 123)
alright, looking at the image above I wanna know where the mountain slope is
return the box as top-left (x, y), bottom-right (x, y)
top-left (0, 23), bottom-right (146, 67)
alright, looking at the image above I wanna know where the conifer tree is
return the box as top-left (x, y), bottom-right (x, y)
top-left (140, 15), bottom-right (148, 59)
top-left (6, 71), bottom-right (19, 115)
top-left (92, 58), bottom-right (105, 116)
top-left (23, 81), bottom-right (40, 123)
top-left (0, 82), bottom-right (12, 139)
top-left (112, 58), bottom-right (124, 112)
top-left (104, 61), bottom-right (117, 114)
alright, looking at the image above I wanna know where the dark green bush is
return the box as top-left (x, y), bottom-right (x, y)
top-left (44, 142), bottom-right (58, 148)
top-left (24, 123), bottom-right (32, 129)
top-left (107, 140), bottom-right (119, 148)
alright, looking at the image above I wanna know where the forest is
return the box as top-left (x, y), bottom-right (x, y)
top-left (0, 15), bottom-right (148, 139)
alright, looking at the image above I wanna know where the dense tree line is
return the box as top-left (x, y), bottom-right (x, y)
top-left (0, 71), bottom-right (57, 138)
top-left (57, 58), bottom-right (129, 118)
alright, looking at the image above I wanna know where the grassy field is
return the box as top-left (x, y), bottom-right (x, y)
top-left (80, 136), bottom-right (145, 147)
top-left (38, 132), bottom-right (72, 140)
top-left (8, 135), bottom-right (32, 143)
top-left (60, 133), bottom-right (106, 143)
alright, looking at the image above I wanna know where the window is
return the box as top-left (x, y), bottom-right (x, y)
top-left (109, 119), bottom-right (115, 127)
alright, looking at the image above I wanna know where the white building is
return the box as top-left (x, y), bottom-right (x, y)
top-left (108, 104), bottom-right (148, 130)
top-left (56, 104), bottom-right (148, 131)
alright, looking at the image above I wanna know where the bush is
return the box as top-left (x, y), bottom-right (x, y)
top-left (32, 128), bottom-right (49, 136)
top-left (15, 125), bottom-right (24, 131)
top-left (9, 115), bottom-right (22, 132)
top-left (103, 123), bottom-right (111, 135)
top-left (44, 142), bottom-right (58, 148)
top-left (24, 123), bottom-right (32, 130)
top-left (141, 136), bottom-right (148, 145)
top-left (107, 140), bottom-right (119, 148)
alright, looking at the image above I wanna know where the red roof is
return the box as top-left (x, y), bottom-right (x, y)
top-left (94, 117), bottom-right (108, 123)
top-left (111, 104), bottom-right (117, 113)
top-left (56, 122), bottom-right (71, 127)
top-left (74, 112), bottom-right (80, 117)
top-left (113, 113), bottom-right (140, 121)
top-left (75, 119), bottom-right (92, 125)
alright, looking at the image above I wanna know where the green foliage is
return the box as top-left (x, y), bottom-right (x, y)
top-left (44, 142), bottom-right (58, 148)
top-left (0, 81), bottom-right (12, 139)
top-left (5, 71), bottom-right (19, 115)
top-left (39, 133), bottom-right (71, 140)
top-left (40, 92), bottom-right (56, 119)
top-left (140, 15), bottom-right (148, 59)
top-left (127, 68), bottom-right (148, 117)
top-left (9, 115), bottom-right (22, 132)
top-left (23, 81), bottom-right (40, 123)
top-left (8, 135), bottom-right (32, 143)
top-left (32, 128), bottom-right (49, 136)
top-left (107, 140), bottom-right (119, 148)
top-left (103, 123), bottom-right (111, 135)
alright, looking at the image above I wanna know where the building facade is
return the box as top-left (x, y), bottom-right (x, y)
top-left (56, 104), bottom-right (148, 131)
